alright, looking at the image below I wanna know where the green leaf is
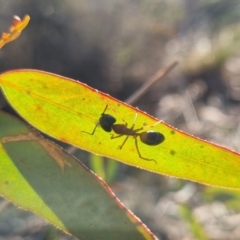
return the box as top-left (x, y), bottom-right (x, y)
top-left (0, 111), bottom-right (155, 240)
top-left (89, 155), bottom-right (118, 183)
top-left (179, 204), bottom-right (208, 240)
top-left (90, 154), bottom-right (106, 180)
top-left (1, 69), bottom-right (240, 189)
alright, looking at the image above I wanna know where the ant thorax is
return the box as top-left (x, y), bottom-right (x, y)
top-left (112, 124), bottom-right (135, 136)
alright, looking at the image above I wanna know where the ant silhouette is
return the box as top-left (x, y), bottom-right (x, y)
top-left (82, 105), bottom-right (165, 163)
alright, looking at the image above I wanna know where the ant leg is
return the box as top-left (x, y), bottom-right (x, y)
top-left (118, 135), bottom-right (130, 149)
top-left (111, 113), bottom-right (136, 149)
top-left (111, 134), bottom-right (129, 150)
top-left (134, 120), bottom-right (163, 133)
top-left (111, 134), bottom-right (124, 139)
top-left (133, 112), bottom-right (138, 125)
top-left (135, 138), bottom-right (157, 164)
top-left (81, 105), bottom-right (109, 135)
top-left (81, 122), bottom-right (99, 135)
top-left (129, 112), bottom-right (138, 129)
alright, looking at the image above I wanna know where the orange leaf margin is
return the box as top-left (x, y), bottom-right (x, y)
top-left (0, 15), bottom-right (30, 49)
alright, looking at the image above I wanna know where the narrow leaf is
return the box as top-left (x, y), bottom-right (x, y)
top-left (0, 70), bottom-right (240, 189)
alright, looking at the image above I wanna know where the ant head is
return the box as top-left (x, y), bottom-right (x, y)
top-left (140, 131), bottom-right (165, 146)
top-left (99, 114), bottom-right (116, 132)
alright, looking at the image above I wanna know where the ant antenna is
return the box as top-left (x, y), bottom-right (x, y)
top-left (97, 92), bottom-right (128, 125)
top-left (81, 104), bottom-right (109, 135)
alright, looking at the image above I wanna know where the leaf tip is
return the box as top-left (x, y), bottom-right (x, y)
top-left (0, 15), bottom-right (30, 49)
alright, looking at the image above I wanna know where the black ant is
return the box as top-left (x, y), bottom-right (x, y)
top-left (82, 105), bottom-right (165, 163)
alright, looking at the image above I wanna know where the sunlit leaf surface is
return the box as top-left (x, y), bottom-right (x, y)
top-left (0, 70), bottom-right (240, 189)
top-left (0, 111), bottom-right (154, 240)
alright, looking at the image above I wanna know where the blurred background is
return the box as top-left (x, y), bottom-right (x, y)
top-left (1, 0), bottom-right (240, 239)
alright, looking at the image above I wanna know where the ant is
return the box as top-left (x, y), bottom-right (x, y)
top-left (82, 105), bottom-right (165, 163)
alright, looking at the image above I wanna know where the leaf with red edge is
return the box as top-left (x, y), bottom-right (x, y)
top-left (0, 111), bottom-right (155, 240)
top-left (0, 69), bottom-right (240, 189)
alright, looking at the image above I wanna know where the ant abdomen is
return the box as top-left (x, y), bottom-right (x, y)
top-left (140, 131), bottom-right (165, 146)
top-left (100, 114), bottom-right (116, 132)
